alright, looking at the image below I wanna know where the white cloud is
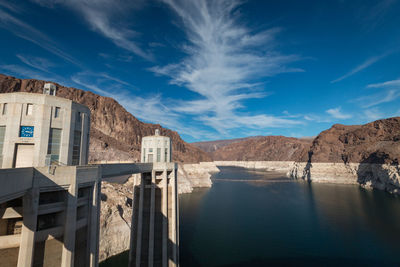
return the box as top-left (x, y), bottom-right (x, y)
top-left (32, 0), bottom-right (152, 61)
top-left (16, 54), bottom-right (55, 73)
top-left (0, 7), bottom-right (81, 67)
top-left (331, 53), bottom-right (388, 83)
top-left (367, 79), bottom-right (400, 88)
top-left (326, 107), bottom-right (352, 119)
top-left (363, 108), bottom-right (384, 121)
top-left (150, 0), bottom-right (302, 134)
top-left (355, 79), bottom-right (400, 108)
top-left (70, 72), bottom-right (215, 139)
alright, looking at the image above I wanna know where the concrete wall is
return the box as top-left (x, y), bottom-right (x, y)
top-left (0, 93), bottom-right (90, 168)
top-left (141, 133), bottom-right (171, 163)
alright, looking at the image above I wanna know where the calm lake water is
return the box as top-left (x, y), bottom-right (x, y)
top-left (179, 166), bottom-right (400, 267)
top-left (101, 166), bottom-right (400, 267)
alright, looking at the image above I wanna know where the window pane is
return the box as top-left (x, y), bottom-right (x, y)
top-left (72, 130), bottom-right (81, 165)
top-left (55, 107), bottom-right (61, 118)
top-left (2, 103), bottom-right (7, 115)
top-left (26, 104), bottom-right (33, 115)
top-left (157, 148), bottom-right (161, 162)
top-left (47, 128), bottom-right (61, 163)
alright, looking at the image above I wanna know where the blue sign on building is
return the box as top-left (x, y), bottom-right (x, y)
top-left (20, 126), bottom-right (34, 137)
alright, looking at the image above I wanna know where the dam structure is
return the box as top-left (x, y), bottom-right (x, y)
top-left (0, 87), bottom-right (179, 267)
top-left (129, 130), bottom-right (178, 267)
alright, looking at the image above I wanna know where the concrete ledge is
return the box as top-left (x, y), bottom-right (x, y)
top-left (0, 167), bottom-right (34, 203)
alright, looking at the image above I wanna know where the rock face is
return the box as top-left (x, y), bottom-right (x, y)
top-left (177, 162), bottom-right (220, 193)
top-left (289, 117), bottom-right (400, 194)
top-left (211, 136), bottom-right (312, 161)
top-left (0, 74), bottom-right (211, 163)
top-left (192, 136), bottom-right (263, 153)
top-left (99, 179), bottom-right (134, 262)
top-left (303, 117), bottom-right (400, 164)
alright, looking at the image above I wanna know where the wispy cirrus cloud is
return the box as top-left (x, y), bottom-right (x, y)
top-left (354, 79), bottom-right (400, 108)
top-left (150, 0), bottom-right (303, 134)
top-left (367, 79), bottom-right (400, 88)
top-left (363, 108), bottom-right (385, 121)
top-left (16, 54), bottom-right (55, 73)
top-left (70, 71), bottom-right (215, 139)
top-left (32, 0), bottom-right (153, 61)
top-left (331, 53), bottom-right (389, 83)
top-left (0, 5), bottom-right (82, 67)
top-left (326, 107), bottom-right (352, 119)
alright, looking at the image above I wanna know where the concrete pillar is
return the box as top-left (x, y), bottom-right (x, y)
top-left (61, 175), bottom-right (78, 267)
top-left (17, 187), bottom-right (39, 267)
top-left (162, 168), bottom-right (168, 267)
top-left (129, 175), bottom-right (138, 266)
top-left (135, 174), bottom-right (145, 267)
top-left (148, 170), bottom-right (156, 266)
top-left (171, 167), bottom-right (177, 266)
top-left (89, 168), bottom-right (101, 267)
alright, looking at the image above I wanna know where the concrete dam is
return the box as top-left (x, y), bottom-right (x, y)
top-left (0, 85), bottom-right (179, 267)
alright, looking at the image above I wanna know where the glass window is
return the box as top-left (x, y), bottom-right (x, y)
top-left (157, 148), bottom-right (161, 162)
top-left (143, 148), bottom-right (146, 162)
top-left (0, 126), bottom-right (5, 155)
top-left (165, 148), bottom-right (168, 162)
top-left (72, 130), bottom-right (81, 165)
top-left (2, 103), bottom-right (7, 115)
top-left (26, 104), bottom-right (33, 115)
top-left (76, 112), bottom-right (81, 123)
top-left (55, 107), bottom-right (61, 118)
top-left (47, 128), bottom-right (61, 163)
top-left (149, 148), bottom-right (153, 153)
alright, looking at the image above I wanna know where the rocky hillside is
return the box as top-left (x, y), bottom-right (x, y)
top-left (211, 136), bottom-right (313, 161)
top-left (0, 74), bottom-right (211, 163)
top-left (192, 136), bottom-right (263, 153)
top-left (304, 117), bottom-right (400, 164)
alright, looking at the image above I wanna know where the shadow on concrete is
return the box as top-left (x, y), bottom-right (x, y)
top-left (101, 172), bottom-right (179, 267)
top-left (0, 166), bottom-right (99, 267)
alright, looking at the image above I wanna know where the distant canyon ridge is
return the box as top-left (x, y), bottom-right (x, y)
top-left (193, 119), bottom-right (400, 165)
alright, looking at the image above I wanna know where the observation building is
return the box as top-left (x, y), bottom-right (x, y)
top-left (0, 83), bottom-right (90, 168)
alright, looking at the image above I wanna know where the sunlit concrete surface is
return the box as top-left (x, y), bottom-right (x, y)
top-left (0, 90), bottom-right (90, 168)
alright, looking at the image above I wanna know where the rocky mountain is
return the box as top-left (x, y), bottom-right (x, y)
top-left (210, 135), bottom-right (313, 161)
top-left (192, 136), bottom-right (263, 153)
top-left (303, 117), bottom-right (400, 164)
top-left (0, 74), bottom-right (211, 163)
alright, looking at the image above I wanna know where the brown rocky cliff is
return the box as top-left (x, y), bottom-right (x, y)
top-left (305, 117), bottom-right (400, 164)
top-left (211, 135), bottom-right (313, 161)
top-left (0, 74), bottom-right (211, 163)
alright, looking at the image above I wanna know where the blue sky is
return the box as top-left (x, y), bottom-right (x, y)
top-left (0, 0), bottom-right (400, 142)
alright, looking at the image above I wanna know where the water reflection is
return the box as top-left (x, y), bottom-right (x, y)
top-left (180, 166), bottom-right (400, 266)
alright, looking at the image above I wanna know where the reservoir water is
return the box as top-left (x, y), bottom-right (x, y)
top-left (179, 166), bottom-right (400, 266)
top-left (101, 166), bottom-right (400, 266)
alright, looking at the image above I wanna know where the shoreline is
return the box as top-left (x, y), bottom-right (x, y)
top-left (210, 160), bottom-right (399, 195)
